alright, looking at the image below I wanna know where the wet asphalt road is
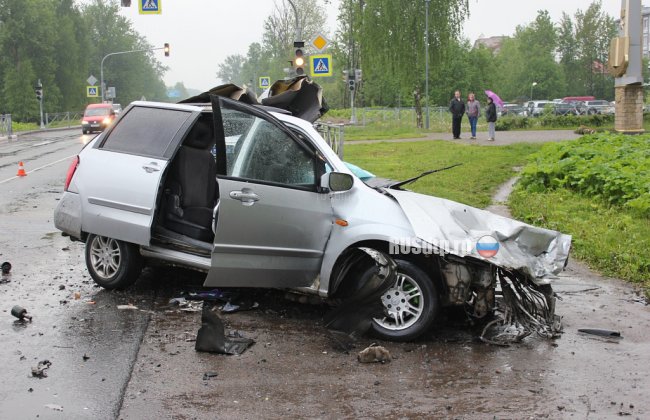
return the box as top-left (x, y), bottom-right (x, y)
top-left (0, 129), bottom-right (154, 419)
top-left (1, 129), bottom-right (649, 419)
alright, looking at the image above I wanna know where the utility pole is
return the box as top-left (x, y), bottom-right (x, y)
top-left (425, 0), bottom-right (431, 130)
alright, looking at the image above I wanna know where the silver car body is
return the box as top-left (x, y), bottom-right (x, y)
top-left (55, 100), bottom-right (571, 298)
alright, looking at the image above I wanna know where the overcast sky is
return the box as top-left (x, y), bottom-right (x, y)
top-left (117, 0), bottom-right (622, 90)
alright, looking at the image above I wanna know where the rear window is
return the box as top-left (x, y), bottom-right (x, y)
top-left (100, 106), bottom-right (192, 158)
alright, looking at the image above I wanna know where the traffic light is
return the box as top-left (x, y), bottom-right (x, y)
top-left (294, 41), bottom-right (305, 75)
top-left (354, 69), bottom-right (362, 82)
top-left (347, 72), bottom-right (356, 91)
top-left (164, 43), bottom-right (170, 57)
top-left (120, 0), bottom-right (131, 6)
top-left (35, 82), bottom-right (43, 101)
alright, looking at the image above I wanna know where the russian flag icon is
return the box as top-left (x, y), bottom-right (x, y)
top-left (476, 235), bottom-right (499, 258)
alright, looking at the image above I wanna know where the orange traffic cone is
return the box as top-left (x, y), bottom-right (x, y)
top-left (16, 161), bottom-right (27, 177)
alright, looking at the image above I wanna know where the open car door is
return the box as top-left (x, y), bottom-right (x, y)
top-left (204, 97), bottom-right (334, 288)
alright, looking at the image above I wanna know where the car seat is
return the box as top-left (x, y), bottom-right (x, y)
top-left (164, 119), bottom-right (218, 242)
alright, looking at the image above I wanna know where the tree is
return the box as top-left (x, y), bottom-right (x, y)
top-left (216, 54), bottom-right (246, 85)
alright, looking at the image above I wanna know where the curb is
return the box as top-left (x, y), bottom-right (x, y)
top-left (0, 125), bottom-right (80, 145)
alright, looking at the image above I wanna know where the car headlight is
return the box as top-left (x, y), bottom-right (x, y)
top-left (102, 117), bottom-right (111, 124)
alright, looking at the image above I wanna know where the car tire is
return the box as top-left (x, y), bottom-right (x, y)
top-left (82, 129), bottom-right (87, 134)
top-left (371, 260), bottom-right (438, 341)
top-left (85, 234), bottom-right (143, 289)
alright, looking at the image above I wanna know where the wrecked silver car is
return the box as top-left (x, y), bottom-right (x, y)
top-left (54, 77), bottom-right (571, 341)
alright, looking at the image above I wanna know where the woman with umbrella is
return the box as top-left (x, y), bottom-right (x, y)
top-left (484, 90), bottom-right (502, 141)
top-left (485, 96), bottom-right (497, 141)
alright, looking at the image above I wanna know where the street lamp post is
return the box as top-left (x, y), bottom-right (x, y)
top-left (100, 45), bottom-right (167, 102)
top-left (425, 0), bottom-right (431, 130)
top-left (286, 0), bottom-right (301, 41)
top-left (530, 81), bottom-right (538, 101)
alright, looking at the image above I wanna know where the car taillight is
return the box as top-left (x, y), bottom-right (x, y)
top-left (64, 156), bottom-right (79, 191)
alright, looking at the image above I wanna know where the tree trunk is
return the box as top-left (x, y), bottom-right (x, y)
top-left (413, 89), bottom-right (423, 128)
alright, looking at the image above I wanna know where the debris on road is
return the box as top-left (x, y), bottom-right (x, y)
top-left (358, 344), bottom-right (391, 364)
top-left (221, 300), bottom-right (259, 314)
top-left (11, 305), bottom-right (32, 321)
top-left (117, 304), bottom-right (138, 310)
top-left (202, 372), bottom-right (218, 380)
top-left (58, 284), bottom-right (65, 290)
top-left (82, 354), bottom-right (90, 361)
top-left (578, 329), bottom-right (622, 338)
top-left (195, 305), bottom-right (254, 355)
top-left (1, 261), bottom-right (11, 274)
top-left (44, 403), bottom-right (63, 412)
top-left (73, 291), bottom-right (81, 300)
top-left (31, 360), bottom-right (52, 378)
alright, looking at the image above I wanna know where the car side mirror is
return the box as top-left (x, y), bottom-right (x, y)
top-left (321, 172), bottom-right (353, 192)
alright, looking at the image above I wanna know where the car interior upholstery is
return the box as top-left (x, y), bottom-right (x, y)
top-left (162, 116), bottom-right (218, 243)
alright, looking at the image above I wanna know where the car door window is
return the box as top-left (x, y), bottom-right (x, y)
top-left (223, 108), bottom-right (318, 189)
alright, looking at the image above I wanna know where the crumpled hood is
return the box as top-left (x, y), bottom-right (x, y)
top-left (387, 189), bottom-right (572, 283)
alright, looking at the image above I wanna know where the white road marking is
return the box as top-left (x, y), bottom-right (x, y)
top-left (0, 154), bottom-right (76, 185)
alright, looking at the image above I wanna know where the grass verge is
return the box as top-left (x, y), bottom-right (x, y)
top-left (344, 140), bottom-right (542, 208)
top-left (510, 189), bottom-right (650, 295)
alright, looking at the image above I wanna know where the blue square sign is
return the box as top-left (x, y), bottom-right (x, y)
top-left (139, 0), bottom-right (161, 14)
top-left (310, 54), bottom-right (332, 77)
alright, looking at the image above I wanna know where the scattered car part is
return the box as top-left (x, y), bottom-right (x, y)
top-left (202, 372), bottom-right (218, 380)
top-left (195, 305), bottom-right (254, 355)
top-left (578, 329), bottom-right (622, 338)
top-left (481, 268), bottom-right (561, 345)
top-left (358, 344), bottom-right (391, 363)
top-left (11, 305), bottom-right (32, 321)
top-left (31, 360), bottom-right (51, 378)
top-left (1, 261), bottom-right (11, 274)
top-left (325, 248), bottom-right (397, 342)
top-left (116, 304), bottom-right (138, 310)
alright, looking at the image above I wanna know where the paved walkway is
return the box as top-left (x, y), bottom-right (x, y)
top-left (348, 129), bottom-right (581, 146)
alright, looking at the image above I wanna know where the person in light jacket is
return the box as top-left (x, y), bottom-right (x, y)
top-left (465, 92), bottom-right (480, 139)
top-left (485, 96), bottom-right (497, 141)
top-left (449, 90), bottom-right (465, 139)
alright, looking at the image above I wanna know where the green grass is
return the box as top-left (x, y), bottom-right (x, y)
top-left (510, 189), bottom-right (650, 295)
top-left (10, 120), bottom-right (79, 133)
top-left (344, 140), bottom-right (542, 208)
top-left (343, 122), bottom-right (429, 141)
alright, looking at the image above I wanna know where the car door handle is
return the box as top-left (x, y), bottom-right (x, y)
top-left (229, 189), bottom-right (259, 206)
top-left (142, 162), bottom-right (160, 173)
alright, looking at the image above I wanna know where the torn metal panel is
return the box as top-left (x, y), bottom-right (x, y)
top-left (324, 248), bottom-right (397, 345)
top-left (387, 189), bottom-right (572, 283)
top-left (179, 84), bottom-right (258, 105)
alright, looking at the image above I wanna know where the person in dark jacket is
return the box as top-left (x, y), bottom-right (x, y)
top-left (485, 96), bottom-right (497, 141)
top-left (449, 90), bottom-right (465, 139)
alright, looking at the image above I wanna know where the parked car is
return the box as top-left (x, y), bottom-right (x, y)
top-left (499, 103), bottom-right (526, 117)
top-left (526, 100), bottom-right (553, 117)
top-left (81, 103), bottom-right (116, 134)
top-left (577, 100), bottom-right (614, 115)
top-left (54, 88), bottom-right (570, 341)
top-left (552, 102), bottom-right (579, 116)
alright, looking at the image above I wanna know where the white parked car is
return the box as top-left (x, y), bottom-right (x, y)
top-left (54, 86), bottom-right (571, 341)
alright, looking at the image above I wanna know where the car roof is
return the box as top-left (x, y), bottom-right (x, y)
top-left (86, 103), bottom-right (113, 108)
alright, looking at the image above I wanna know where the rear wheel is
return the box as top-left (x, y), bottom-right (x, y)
top-left (85, 234), bottom-right (142, 289)
top-left (371, 260), bottom-right (438, 341)
top-left (82, 129), bottom-right (87, 134)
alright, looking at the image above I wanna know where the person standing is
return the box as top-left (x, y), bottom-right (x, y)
top-left (466, 92), bottom-right (480, 139)
top-left (485, 96), bottom-right (497, 141)
top-left (449, 90), bottom-right (465, 139)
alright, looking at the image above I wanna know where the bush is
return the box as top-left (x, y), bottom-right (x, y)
top-left (518, 133), bottom-right (650, 216)
top-left (495, 113), bottom-right (615, 131)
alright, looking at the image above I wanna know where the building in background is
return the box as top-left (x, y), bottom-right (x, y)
top-left (473, 36), bottom-right (508, 54)
top-left (641, 6), bottom-right (650, 58)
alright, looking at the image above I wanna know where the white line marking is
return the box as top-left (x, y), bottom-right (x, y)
top-left (0, 154), bottom-right (76, 185)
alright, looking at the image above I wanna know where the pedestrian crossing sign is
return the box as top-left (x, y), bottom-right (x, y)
top-left (139, 0), bottom-right (161, 14)
top-left (87, 86), bottom-right (98, 97)
top-left (310, 54), bottom-right (332, 77)
top-left (259, 77), bottom-right (271, 89)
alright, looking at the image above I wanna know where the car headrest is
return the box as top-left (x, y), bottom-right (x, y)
top-left (185, 120), bottom-right (213, 149)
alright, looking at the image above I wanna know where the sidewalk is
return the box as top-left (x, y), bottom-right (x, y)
top-left (348, 129), bottom-right (581, 146)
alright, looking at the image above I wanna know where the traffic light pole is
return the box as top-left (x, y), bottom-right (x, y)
top-left (100, 45), bottom-right (167, 102)
top-left (36, 79), bottom-right (44, 129)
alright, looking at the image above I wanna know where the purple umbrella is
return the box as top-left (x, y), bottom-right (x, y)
top-left (484, 90), bottom-right (504, 107)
